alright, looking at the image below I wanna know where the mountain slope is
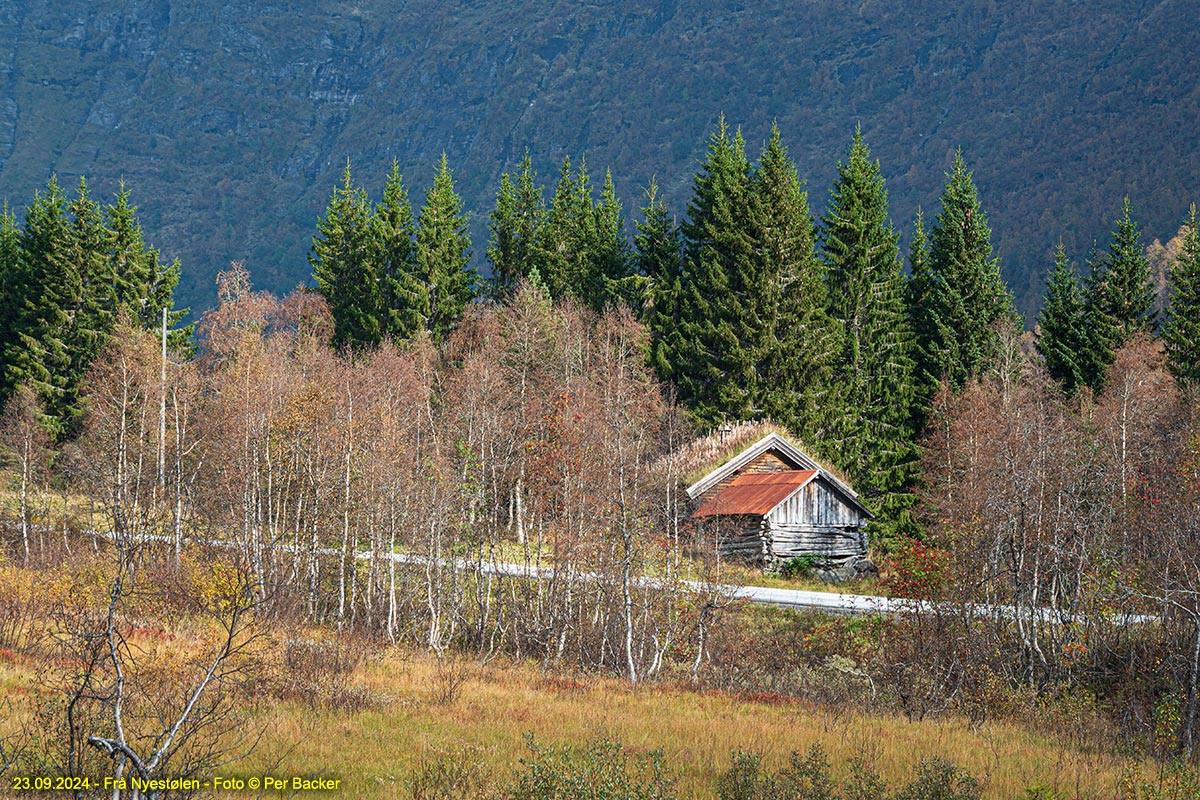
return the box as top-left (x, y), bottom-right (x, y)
top-left (0, 0), bottom-right (1196, 320)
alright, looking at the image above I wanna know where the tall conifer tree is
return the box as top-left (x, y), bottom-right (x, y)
top-left (58, 179), bottom-right (114, 431)
top-left (0, 203), bottom-right (19, 390)
top-left (488, 172), bottom-right (520, 297)
top-left (820, 128), bottom-right (916, 528)
top-left (106, 183), bottom-right (151, 320)
top-left (1036, 243), bottom-right (1089, 394)
top-left (538, 156), bottom-right (586, 302)
top-left (1077, 197), bottom-right (1152, 393)
top-left (1090, 197), bottom-right (1154, 339)
top-left (374, 160), bottom-right (424, 341)
top-left (414, 153), bottom-right (475, 342)
top-left (590, 169), bottom-right (638, 310)
top-left (906, 210), bottom-right (940, 407)
top-left (1080, 243), bottom-right (1119, 391)
top-left (495, 155), bottom-right (634, 310)
top-left (749, 125), bottom-right (840, 446)
top-left (906, 208), bottom-right (933, 388)
top-left (1163, 205), bottom-right (1200, 387)
top-left (638, 179), bottom-right (683, 385)
top-left (311, 161), bottom-right (382, 350)
top-left (914, 151), bottom-right (1018, 388)
top-left (673, 121), bottom-right (841, 439)
top-left (104, 183), bottom-right (186, 335)
top-left (487, 152), bottom-right (544, 299)
top-left (0, 177), bottom-right (186, 433)
top-left (674, 117), bottom-right (755, 425)
top-left (2, 178), bottom-right (77, 432)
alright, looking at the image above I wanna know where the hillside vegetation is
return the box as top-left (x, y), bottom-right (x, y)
top-left (0, 0), bottom-right (1196, 317)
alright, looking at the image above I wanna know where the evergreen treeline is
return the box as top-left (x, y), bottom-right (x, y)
top-left (310, 157), bottom-right (476, 348)
top-left (0, 177), bottom-right (187, 437)
top-left (287, 121), bottom-right (1200, 537)
top-left (1035, 196), bottom-right (1160, 394)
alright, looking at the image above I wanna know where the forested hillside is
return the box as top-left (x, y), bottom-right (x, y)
top-left (0, 0), bottom-right (1196, 318)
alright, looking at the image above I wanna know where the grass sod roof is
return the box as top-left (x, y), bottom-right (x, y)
top-left (672, 420), bottom-right (851, 489)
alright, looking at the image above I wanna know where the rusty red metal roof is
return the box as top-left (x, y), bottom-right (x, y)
top-left (692, 470), bottom-right (817, 517)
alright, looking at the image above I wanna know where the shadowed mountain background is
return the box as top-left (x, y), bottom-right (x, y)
top-left (0, 0), bottom-right (1197, 320)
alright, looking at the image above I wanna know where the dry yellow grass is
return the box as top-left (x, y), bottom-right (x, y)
top-left (230, 650), bottom-right (1137, 800)
top-left (0, 642), bottom-right (1153, 799)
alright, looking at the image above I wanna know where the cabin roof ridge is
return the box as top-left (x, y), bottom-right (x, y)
top-left (685, 432), bottom-right (873, 520)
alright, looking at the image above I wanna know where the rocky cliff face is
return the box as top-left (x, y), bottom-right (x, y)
top-left (0, 1), bottom-right (1197, 318)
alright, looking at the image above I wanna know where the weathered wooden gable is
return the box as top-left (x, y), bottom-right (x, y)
top-left (767, 474), bottom-right (865, 529)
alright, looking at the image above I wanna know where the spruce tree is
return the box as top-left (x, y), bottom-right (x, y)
top-left (1071, 199), bottom-right (1154, 392)
top-left (749, 125), bottom-right (841, 446)
top-left (414, 153), bottom-right (475, 342)
top-left (1091, 197), bottom-right (1155, 338)
top-left (1036, 243), bottom-right (1089, 394)
top-left (906, 206), bottom-right (968, 434)
top-left (2, 178), bottom-right (76, 433)
top-left (537, 155), bottom-right (596, 303)
top-left (674, 117), bottom-right (755, 425)
top-left (915, 151), bottom-right (1018, 388)
top-left (486, 152), bottom-right (544, 299)
top-left (106, 182), bottom-right (152, 320)
top-left (906, 209), bottom-right (935, 395)
top-left (374, 160), bottom-right (424, 341)
top-left (672, 121), bottom-right (844, 436)
top-left (637, 178), bottom-right (683, 384)
top-left (0, 203), bottom-right (19, 391)
top-left (1163, 205), bottom-right (1200, 387)
top-left (820, 128), bottom-right (917, 529)
top-left (488, 172), bottom-right (520, 297)
top-left (104, 183), bottom-right (189, 347)
top-left (58, 179), bottom-right (114, 431)
top-left (1080, 243), bottom-right (1119, 391)
top-left (589, 169), bottom-right (639, 310)
top-left (0, 178), bottom-right (186, 433)
top-left (516, 156), bottom-right (637, 310)
top-left (311, 160), bottom-right (382, 350)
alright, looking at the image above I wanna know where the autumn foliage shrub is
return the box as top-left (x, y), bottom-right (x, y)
top-left (0, 563), bottom-right (44, 651)
top-left (1119, 758), bottom-right (1200, 800)
top-left (892, 758), bottom-right (982, 800)
top-left (698, 607), bottom-right (886, 711)
top-left (272, 634), bottom-right (382, 711)
top-left (407, 744), bottom-right (493, 800)
top-left (504, 735), bottom-right (675, 800)
top-left (879, 536), bottom-right (951, 600)
top-left (718, 746), bottom-right (841, 800)
top-left (716, 745), bottom-right (980, 800)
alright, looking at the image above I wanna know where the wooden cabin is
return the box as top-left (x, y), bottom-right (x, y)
top-left (687, 432), bottom-right (873, 569)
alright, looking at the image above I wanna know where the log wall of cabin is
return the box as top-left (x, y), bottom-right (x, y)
top-left (710, 521), bottom-right (866, 566)
top-left (767, 525), bottom-right (867, 563)
top-left (694, 452), bottom-right (870, 568)
top-left (702, 515), bottom-right (769, 563)
top-left (703, 477), bottom-right (868, 566)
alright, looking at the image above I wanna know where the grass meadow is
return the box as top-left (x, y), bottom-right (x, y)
top-left (219, 649), bottom-right (1136, 799)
